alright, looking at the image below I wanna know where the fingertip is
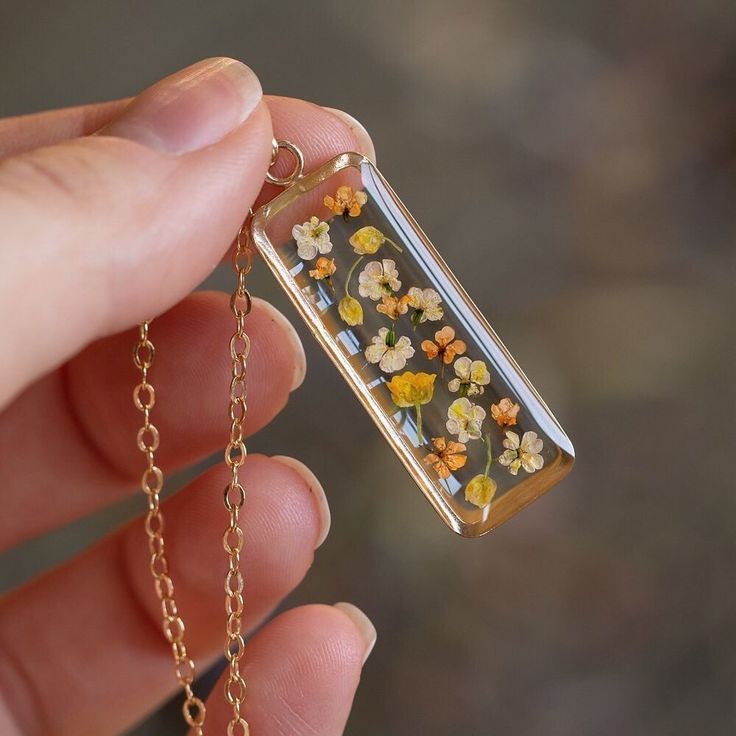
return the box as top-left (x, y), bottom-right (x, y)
top-left (333, 602), bottom-right (377, 664)
top-left (322, 106), bottom-right (376, 163)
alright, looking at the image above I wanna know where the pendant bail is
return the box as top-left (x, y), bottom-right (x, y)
top-left (266, 138), bottom-right (305, 187)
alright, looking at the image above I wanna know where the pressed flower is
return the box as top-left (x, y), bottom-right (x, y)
top-left (498, 430), bottom-right (544, 476)
top-left (365, 327), bottom-right (414, 373)
top-left (424, 436), bottom-right (467, 479)
top-left (358, 259), bottom-right (401, 300)
top-left (292, 216), bottom-right (332, 260)
top-left (464, 433), bottom-right (496, 507)
top-left (490, 397), bottom-right (520, 428)
top-left (387, 371), bottom-right (436, 444)
top-left (309, 256), bottom-right (336, 282)
top-left (323, 185), bottom-right (368, 219)
top-left (337, 295), bottom-right (363, 326)
top-left (421, 326), bottom-right (466, 367)
top-left (448, 357), bottom-right (491, 397)
top-left (349, 226), bottom-right (403, 255)
top-left (376, 293), bottom-right (410, 320)
top-left (464, 474), bottom-right (497, 508)
top-left (446, 397), bottom-right (486, 443)
top-left (407, 287), bottom-right (443, 325)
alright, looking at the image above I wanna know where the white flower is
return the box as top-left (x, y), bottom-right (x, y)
top-left (358, 259), bottom-right (401, 300)
top-left (498, 431), bottom-right (544, 475)
top-left (365, 327), bottom-right (414, 373)
top-left (292, 216), bottom-right (332, 260)
top-left (407, 287), bottom-right (443, 323)
top-left (448, 357), bottom-right (491, 396)
top-left (446, 397), bottom-right (486, 443)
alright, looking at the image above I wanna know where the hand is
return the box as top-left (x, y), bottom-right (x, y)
top-left (0, 58), bottom-right (377, 735)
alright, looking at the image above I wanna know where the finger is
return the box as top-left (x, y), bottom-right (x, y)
top-left (0, 99), bottom-right (129, 158)
top-left (0, 291), bottom-right (306, 550)
top-left (195, 603), bottom-right (376, 736)
top-left (0, 57), bottom-right (274, 409)
top-left (0, 455), bottom-right (331, 736)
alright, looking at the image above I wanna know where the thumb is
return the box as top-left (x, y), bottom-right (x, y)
top-left (0, 58), bottom-right (273, 408)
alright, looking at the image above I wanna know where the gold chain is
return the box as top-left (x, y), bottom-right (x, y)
top-left (221, 215), bottom-right (255, 736)
top-left (133, 322), bottom-right (207, 734)
top-left (132, 140), bottom-right (298, 735)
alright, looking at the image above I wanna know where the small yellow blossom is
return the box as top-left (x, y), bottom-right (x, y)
top-left (337, 295), bottom-right (363, 326)
top-left (324, 185), bottom-right (368, 219)
top-left (386, 371), bottom-right (436, 408)
top-left (309, 256), bottom-right (336, 281)
top-left (464, 474), bottom-right (497, 508)
top-left (349, 225), bottom-right (386, 255)
top-left (424, 436), bottom-right (467, 479)
top-left (490, 397), bottom-right (520, 428)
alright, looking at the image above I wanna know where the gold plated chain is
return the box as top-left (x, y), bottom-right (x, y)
top-left (133, 322), bottom-right (207, 734)
top-left (131, 140), bottom-right (300, 735)
top-left (221, 216), bottom-right (254, 736)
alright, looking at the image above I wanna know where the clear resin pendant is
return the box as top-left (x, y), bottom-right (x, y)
top-left (252, 151), bottom-right (574, 537)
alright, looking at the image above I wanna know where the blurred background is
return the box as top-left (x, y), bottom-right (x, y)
top-left (1, 1), bottom-right (734, 734)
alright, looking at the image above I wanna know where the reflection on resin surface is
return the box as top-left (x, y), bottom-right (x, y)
top-left (254, 154), bottom-right (573, 536)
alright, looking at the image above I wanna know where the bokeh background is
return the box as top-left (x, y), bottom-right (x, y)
top-left (1, 1), bottom-right (734, 734)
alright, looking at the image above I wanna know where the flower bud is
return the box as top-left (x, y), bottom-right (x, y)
top-left (338, 295), bottom-right (364, 326)
top-left (464, 474), bottom-right (497, 509)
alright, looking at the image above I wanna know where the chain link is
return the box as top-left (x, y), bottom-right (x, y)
top-left (133, 321), bottom-right (206, 735)
top-left (221, 214), bottom-right (254, 736)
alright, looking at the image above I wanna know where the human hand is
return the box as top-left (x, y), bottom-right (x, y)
top-left (0, 58), bottom-right (377, 735)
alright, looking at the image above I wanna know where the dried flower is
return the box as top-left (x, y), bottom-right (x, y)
top-left (376, 294), bottom-right (410, 320)
top-left (358, 259), bottom-right (401, 300)
top-left (323, 185), bottom-right (368, 219)
top-left (424, 436), bottom-right (467, 479)
top-left (365, 327), bottom-right (414, 373)
top-left (309, 256), bottom-right (336, 282)
top-left (448, 357), bottom-right (491, 397)
top-left (490, 397), bottom-right (520, 428)
top-left (337, 295), bottom-right (363, 326)
top-left (387, 371), bottom-right (437, 444)
top-left (292, 216), bottom-right (332, 260)
top-left (464, 474), bottom-right (497, 508)
top-left (446, 397), bottom-right (486, 443)
top-left (406, 287), bottom-right (443, 325)
top-left (498, 431), bottom-right (544, 475)
top-left (421, 326), bottom-right (466, 366)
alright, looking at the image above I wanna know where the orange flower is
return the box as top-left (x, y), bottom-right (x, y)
top-left (376, 294), bottom-right (410, 320)
top-left (421, 326), bottom-right (466, 365)
top-left (323, 185), bottom-right (368, 219)
top-left (308, 256), bottom-right (336, 281)
top-left (490, 397), bottom-right (520, 428)
top-left (424, 436), bottom-right (467, 479)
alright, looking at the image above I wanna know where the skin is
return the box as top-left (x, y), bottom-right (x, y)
top-left (0, 58), bottom-right (378, 735)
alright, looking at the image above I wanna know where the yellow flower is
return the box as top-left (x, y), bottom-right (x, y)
top-left (386, 371), bottom-right (436, 408)
top-left (376, 293), bottom-right (410, 320)
top-left (323, 185), bottom-right (368, 219)
top-left (424, 436), bottom-right (467, 479)
top-left (386, 371), bottom-right (436, 444)
top-left (421, 326), bottom-right (466, 365)
top-left (349, 225), bottom-right (386, 255)
top-left (337, 295), bottom-right (363, 326)
top-left (464, 474), bottom-right (497, 508)
top-left (490, 397), bottom-right (520, 428)
top-left (309, 256), bottom-right (336, 281)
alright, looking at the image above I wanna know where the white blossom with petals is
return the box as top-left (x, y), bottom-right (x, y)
top-left (358, 259), bottom-right (401, 300)
top-left (498, 431), bottom-right (544, 475)
top-left (446, 397), bottom-right (486, 442)
top-left (365, 328), bottom-right (415, 373)
top-left (292, 216), bottom-right (332, 260)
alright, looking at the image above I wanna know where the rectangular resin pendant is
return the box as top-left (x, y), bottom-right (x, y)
top-left (251, 152), bottom-right (574, 537)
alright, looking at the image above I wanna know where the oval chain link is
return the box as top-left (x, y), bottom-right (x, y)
top-left (133, 321), bottom-right (206, 735)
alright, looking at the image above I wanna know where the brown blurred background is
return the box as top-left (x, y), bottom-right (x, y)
top-left (1, 1), bottom-right (735, 734)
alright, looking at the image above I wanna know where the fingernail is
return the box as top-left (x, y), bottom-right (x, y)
top-left (271, 456), bottom-right (330, 548)
top-left (256, 299), bottom-right (307, 391)
top-left (334, 602), bottom-right (377, 664)
top-left (102, 57), bottom-right (262, 154)
top-left (323, 107), bottom-right (376, 162)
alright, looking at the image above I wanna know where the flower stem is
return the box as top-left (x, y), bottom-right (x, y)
top-left (344, 255), bottom-right (364, 297)
top-left (385, 236), bottom-right (403, 254)
top-left (483, 433), bottom-right (493, 476)
top-left (415, 403), bottom-right (424, 445)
